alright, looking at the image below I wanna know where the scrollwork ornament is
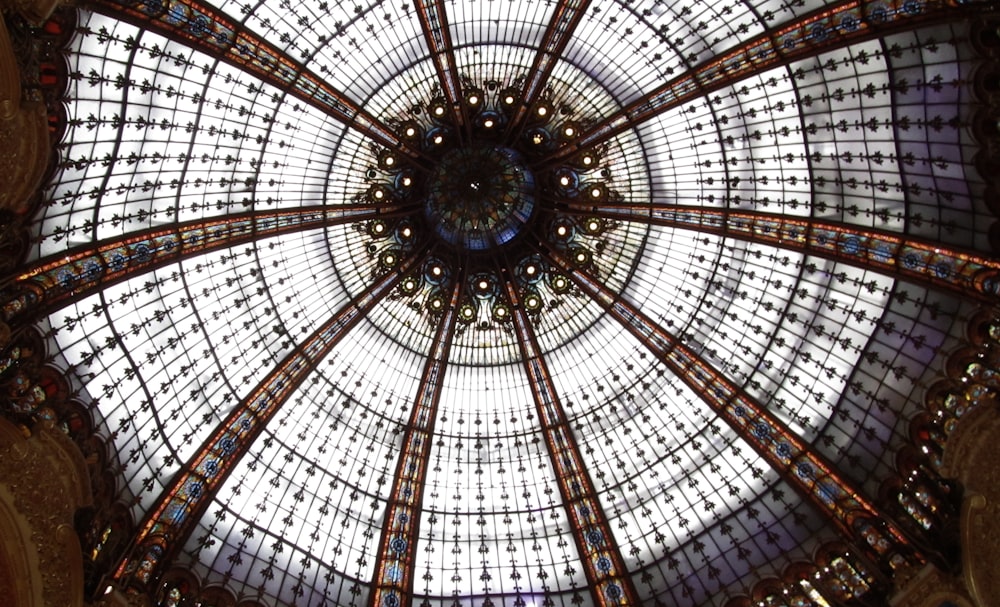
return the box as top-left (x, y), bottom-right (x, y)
top-left (0, 420), bottom-right (91, 607)
top-left (939, 401), bottom-right (1000, 607)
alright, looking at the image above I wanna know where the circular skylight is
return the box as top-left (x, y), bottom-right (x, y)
top-left (14, 0), bottom-right (992, 606)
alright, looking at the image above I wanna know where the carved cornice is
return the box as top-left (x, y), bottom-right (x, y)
top-left (940, 401), bottom-right (999, 481)
top-left (0, 12), bottom-right (21, 120)
top-left (0, 418), bottom-right (91, 607)
top-left (938, 401), bottom-right (1000, 607)
top-left (0, 0), bottom-right (64, 220)
top-left (890, 563), bottom-right (976, 607)
top-left (0, 0), bottom-right (62, 25)
top-left (0, 98), bottom-right (49, 215)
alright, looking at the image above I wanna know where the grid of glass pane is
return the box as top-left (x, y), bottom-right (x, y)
top-left (25, 2), bottom-right (986, 606)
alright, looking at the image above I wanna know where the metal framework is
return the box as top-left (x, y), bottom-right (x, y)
top-left (111, 248), bottom-right (425, 586)
top-left (26, 0), bottom-right (991, 602)
top-left (537, 245), bottom-right (924, 568)
top-left (2, 204), bottom-right (410, 324)
top-left (557, 202), bottom-right (1000, 302)
top-left (368, 275), bottom-right (464, 607)
top-left (88, 0), bottom-right (429, 164)
top-left (500, 261), bottom-right (641, 607)
top-left (414, 0), bottom-right (467, 139)
top-left (541, 0), bottom-right (974, 167)
top-left (503, 0), bottom-right (591, 143)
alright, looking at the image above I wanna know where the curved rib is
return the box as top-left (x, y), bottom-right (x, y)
top-left (538, 244), bottom-right (925, 569)
top-left (414, 0), bottom-right (467, 139)
top-left (499, 258), bottom-right (641, 607)
top-left (503, 0), bottom-right (592, 143)
top-left (541, 0), bottom-right (976, 167)
top-left (111, 246), bottom-right (426, 587)
top-left (2, 204), bottom-right (411, 324)
top-left (368, 273), bottom-right (463, 607)
top-left (88, 0), bottom-right (428, 164)
top-left (556, 201), bottom-right (1000, 302)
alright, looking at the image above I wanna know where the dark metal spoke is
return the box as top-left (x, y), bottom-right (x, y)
top-left (109, 245), bottom-right (427, 589)
top-left (499, 258), bottom-right (641, 607)
top-left (504, 0), bottom-right (591, 144)
top-left (555, 200), bottom-right (1000, 302)
top-left (368, 266), bottom-right (463, 607)
top-left (540, 0), bottom-right (976, 167)
top-left (89, 0), bottom-right (431, 165)
top-left (536, 243), bottom-right (926, 569)
top-left (2, 203), bottom-right (413, 325)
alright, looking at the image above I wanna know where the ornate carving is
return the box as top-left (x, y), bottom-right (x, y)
top-left (0, 0), bottom-right (62, 25)
top-left (87, 587), bottom-right (151, 607)
top-left (890, 563), bottom-right (976, 607)
top-left (0, 418), bottom-right (91, 607)
top-left (940, 401), bottom-right (999, 479)
top-left (938, 401), bottom-right (1000, 607)
top-left (0, 5), bottom-right (57, 217)
top-left (0, 98), bottom-right (48, 215)
top-left (0, 13), bottom-right (21, 120)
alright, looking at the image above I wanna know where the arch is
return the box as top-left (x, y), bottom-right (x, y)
top-left (82, 502), bottom-right (135, 597)
top-left (970, 15), bottom-right (1000, 57)
top-left (945, 347), bottom-right (983, 381)
top-left (198, 585), bottom-right (238, 607)
top-left (965, 309), bottom-right (1000, 345)
top-left (156, 567), bottom-right (201, 607)
top-left (749, 577), bottom-right (786, 601)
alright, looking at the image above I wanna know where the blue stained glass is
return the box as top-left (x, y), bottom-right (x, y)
top-left (387, 564), bottom-right (403, 582)
top-left (868, 5), bottom-right (889, 22)
top-left (874, 245), bottom-right (892, 263)
top-left (82, 260), bottom-right (103, 280)
top-left (605, 583), bottom-right (622, 599)
top-left (189, 14), bottom-right (210, 35)
top-left (841, 236), bottom-right (861, 255)
top-left (139, 0), bottom-right (164, 15)
top-left (165, 3), bottom-right (186, 25)
top-left (587, 530), bottom-right (604, 546)
top-left (753, 421), bottom-right (771, 441)
top-left (133, 243), bottom-right (152, 263)
top-left (58, 271), bottom-right (75, 289)
top-left (109, 252), bottom-right (127, 271)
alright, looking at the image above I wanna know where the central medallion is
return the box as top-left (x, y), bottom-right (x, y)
top-left (343, 75), bottom-right (647, 363)
top-left (424, 146), bottom-right (536, 252)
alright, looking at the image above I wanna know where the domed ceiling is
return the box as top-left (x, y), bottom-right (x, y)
top-left (9, 0), bottom-right (997, 604)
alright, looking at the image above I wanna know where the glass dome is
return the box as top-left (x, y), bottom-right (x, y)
top-left (6, 0), bottom-right (996, 605)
